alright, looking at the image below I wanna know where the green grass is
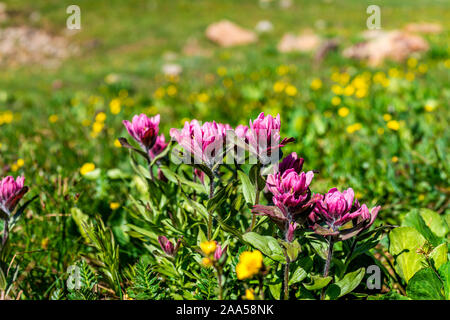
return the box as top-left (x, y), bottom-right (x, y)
top-left (0, 0), bottom-right (448, 300)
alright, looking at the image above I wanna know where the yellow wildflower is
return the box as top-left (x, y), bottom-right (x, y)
top-left (391, 156), bottom-right (399, 163)
top-left (383, 114), bottom-right (392, 121)
top-left (338, 107), bottom-right (350, 118)
top-left (202, 257), bottom-right (213, 267)
top-left (200, 241), bottom-right (217, 255)
top-left (49, 115), bottom-right (59, 123)
top-left (80, 163), bottom-right (95, 176)
top-left (285, 85), bottom-right (298, 96)
top-left (331, 96), bottom-right (341, 106)
top-left (236, 250), bottom-right (263, 280)
top-left (244, 289), bottom-right (255, 300)
top-left (310, 78), bottom-right (322, 90)
top-left (95, 112), bottom-right (107, 122)
top-left (114, 139), bottom-right (122, 148)
top-left (109, 99), bottom-right (121, 115)
top-left (387, 120), bottom-right (400, 131)
top-left (110, 202), bottom-right (120, 210)
top-left (16, 158), bottom-right (25, 167)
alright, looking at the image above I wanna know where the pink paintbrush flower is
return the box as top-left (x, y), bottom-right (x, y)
top-left (0, 175), bottom-right (28, 215)
top-left (123, 114), bottom-right (160, 151)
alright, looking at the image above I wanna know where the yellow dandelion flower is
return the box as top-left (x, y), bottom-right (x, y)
top-left (418, 64), bottom-right (428, 73)
top-left (200, 241), bottom-right (217, 256)
top-left (331, 96), bottom-right (341, 106)
top-left (95, 112), bottom-right (107, 122)
top-left (82, 119), bottom-right (91, 127)
top-left (285, 85), bottom-right (298, 96)
top-left (387, 120), bottom-right (400, 131)
top-left (346, 123), bottom-right (362, 134)
top-left (110, 202), bottom-right (120, 210)
top-left (197, 93), bottom-right (209, 103)
top-left (405, 72), bottom-right (415, 81)
top-left (338, 107), bottom-right (350, 118)
top-left (92, 121), bottom-right (104, 133)
top-left (80, 163), bottom-right (95, 176)
top-left (109, 99), bottom-right (121, 115)
top-left (217, 66), bottom-right (227, 76)
top-left (49, 114), bottom-right (59, 123)
top-left (391, 156), bottom-right (399, 163)
top-left (339, 73), bottom-right (350, 85)
top-left (331, 85), bottom-right (343, 95)
top-left (11, 164), bottom-right (18, 172)
top-left (273, 81), bottom-right (285, 93)
top-left (444, 59), bottom-right (450, 69)
top-left (167, 85), bottom-right (177, 97)
top-left (418, 194), bottom-right (425, 201)
top-left (424, 104), bottom-right (435, 112)
top-left (343, 85), bottom-right (355, 96)
top-left (310, 78), bottom-right (323, 90)
top-left (407, 57), bottom-right (418, 69)
top-left (16, 158), bottom-right (25, 167)
top-left (383, 114), bottom-right (392, 121)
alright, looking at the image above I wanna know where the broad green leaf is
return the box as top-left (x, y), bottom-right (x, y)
top-left (438, 262), bottom-right (450, 300)
top-left (419, 208), bottom-right (449, 238)
top-left (242, 232), bottom-right (285, 262)
top-left (402, 209), bottom-right (442, 246)
top-left (238, 170), bottom-right (256, 204)
top-left (289, 257), bottom-right (313, 285)
top-left (406, 268), bottom-right (444, 300)
top-left (326, 267), bottom-right (365, 299)
top-left (304, 275), bottom-right (332, 290)
top-left (429, 243), bottom-right (448, 270)
top-left (268, 281), bottom-right (282, 300)
top-left (389, 226), bottom-right (426, 283)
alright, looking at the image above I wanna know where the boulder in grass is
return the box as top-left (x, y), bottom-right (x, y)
top-left (404, 22), bottom-right (443, 34)
top-left (277, 31), bottom-right (321, 53)
top-left (205, 20), bottom-right (257, 47)
top-left (342, 30), bottom-right (429, 67)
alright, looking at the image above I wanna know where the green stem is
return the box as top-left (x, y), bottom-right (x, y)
top-left (207, 176), bottom-right (215, 240)
top-left (321, 236), bottom-right (334, 300)
top-left (283, 259), bottom-right (290, 300)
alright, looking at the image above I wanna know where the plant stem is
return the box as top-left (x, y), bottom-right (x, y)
top-left (249, 163), bottom-right (261, 232)
top-left (321, 236), bottom-right (335, 300)
top-left (283, 259), bottom-right (290, 300)
top-left (216, 267), bottom-right (223, 300)
top-left (207, 176), bottom-right (215, 240)
top-left (2, 220), bottom-right (8, 248)
top-left (258, 275), bottom-right (265, 300)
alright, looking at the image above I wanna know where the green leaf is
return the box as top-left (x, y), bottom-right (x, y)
top-left (438, 262), bottom-right (450, 300)
top-left (406, 268), bottom-right (444, 300)
top-left (242, 232), bottom-right (285, 262)
top-left (289, 257), bottom-right (313, 285)
top-left (70, 208), bottom-right (90, 241)
top-left (326, 267), bottom-right (365, 299)
top-left (402, 209), bottom-right (442, 246)
top-left (237, 170), bottom-right (256, 204)
top-left (389, 226), bottom-right (426, 283)
top-left (430, 243), bottom-right (448, 270)
top-left (268, 281), bottom-right (282, 300)
top-left (419, 208), bottom-right (449, 238)
top-left (303, 275), bottom-right (332, 290)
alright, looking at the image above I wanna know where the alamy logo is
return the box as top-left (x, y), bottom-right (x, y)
top-left (66, 5), bottom-right (81, 30)
top-left (366, 5), bottom-right (381, 30)
top-left (66, 265), bottom-right (81, 290)
top-left (366, 265), bottom-right (381, 290)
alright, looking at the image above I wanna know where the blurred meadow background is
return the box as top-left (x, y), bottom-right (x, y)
top-left (0, 0), bottom-right (448, 299)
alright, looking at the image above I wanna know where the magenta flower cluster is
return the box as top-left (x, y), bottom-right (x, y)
top-left (0, 175), bottom-right (28, 216)
top-left (121, 111), bottom-right (380, 245)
